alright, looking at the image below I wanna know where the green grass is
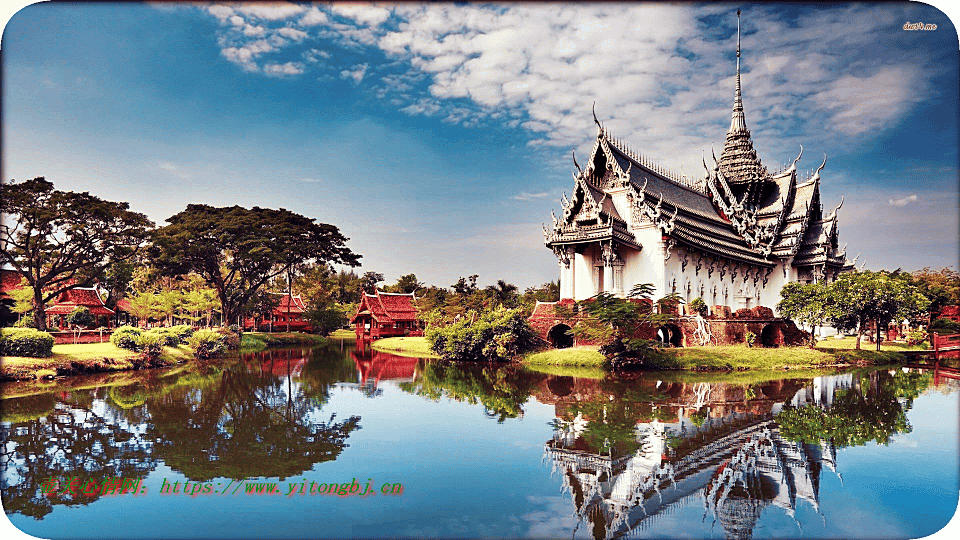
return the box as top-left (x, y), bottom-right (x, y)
top-left (329, 329), bottom-right (356, 340)
top-left (240, 332), bottom-right (328, 350)
top-left (370, 336), bottom-right (439, 358)
top-left (522, 347), bottom-right (608, 367)
top-left (522, 363), bottom-right (607, 379)
top-left (814, 335), bottom-right (928, 351)
top-left (0, 342), bottom-right (193, 381)
top-left (647, 343), bottom-right (908, 371)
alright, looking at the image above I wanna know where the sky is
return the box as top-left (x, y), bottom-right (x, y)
top-left (1, 1), bottom-right (958, 293)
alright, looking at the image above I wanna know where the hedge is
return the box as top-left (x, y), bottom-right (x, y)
top-left (0, 328), bottom-right (55, 358)
top-left (111, 326), bottom-right (142, 351)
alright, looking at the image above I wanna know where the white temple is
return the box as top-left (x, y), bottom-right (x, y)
top-left (544, 12), bottom-right (854, 313)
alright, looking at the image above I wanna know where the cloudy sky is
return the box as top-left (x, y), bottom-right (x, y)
top-left (2, 2), bottom-right (958, 291)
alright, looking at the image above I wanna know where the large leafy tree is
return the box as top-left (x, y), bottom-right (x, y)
top-left (150, 204), bottom-right (360, 326)
top-left (828, 271), bottom-right (928, 351)
top-left (0, 178), bottom-right (154, 330)
top-left (777, 281), bottom-right (831, 346)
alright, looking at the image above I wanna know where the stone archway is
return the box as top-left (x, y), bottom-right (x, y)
top-left (760, 324), bottom-right (780, 347)
top-left (548, 324), bottom-right (574, 349)
top-left (657, 324), bottom-right (684, 347)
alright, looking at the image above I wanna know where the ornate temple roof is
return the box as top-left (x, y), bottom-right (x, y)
top-left (45, 287), bottom-right (115, 316)
top-left (545, 12), bottom-right (848, 273)
top-left (350, 290), bottom-right (418, 325)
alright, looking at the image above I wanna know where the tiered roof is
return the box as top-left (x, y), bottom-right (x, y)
top-left (272, 292), bottom-right (307, 315)
top-left (46, 287), bottom-right (115, 316)
top-left (545, 12), bottom-right (849, 273)
top-left (350, 290), bottom-right (418, 325)
top-left (0, 269), bottom-right (25, 299)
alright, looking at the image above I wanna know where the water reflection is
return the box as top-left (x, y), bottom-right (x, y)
top-left (542, 369), bottom-right (937, 540)
top-left (1, 339), bottom-right (956, 540)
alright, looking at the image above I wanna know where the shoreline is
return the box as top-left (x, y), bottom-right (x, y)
top-left (0, 332), bottom-right (331, 382)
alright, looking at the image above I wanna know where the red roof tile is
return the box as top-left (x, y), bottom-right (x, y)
top-left (46, 288), bottom-right (115, 316)
top-left (350, 290), bottom-right (418, 324)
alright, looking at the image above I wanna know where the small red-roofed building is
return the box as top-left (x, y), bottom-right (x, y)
top-left (350, 290), bottom-right (423, 339)
top-left (45, 287), bottom-right (115, 329)
top-left (0, 269), bottom-right (27, 326)
top-left (242, 292), bottom-right (313, 332)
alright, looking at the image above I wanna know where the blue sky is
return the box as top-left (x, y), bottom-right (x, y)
top-left (2, 2), bottom-right (958, 291)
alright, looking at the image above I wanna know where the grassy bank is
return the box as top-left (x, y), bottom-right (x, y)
top-left (329, 329), bottom-right (356, 340)
top-left (369, 336), bottom-right (439, 358)
top-left (522, 347), bottom-right (607, 367)
top-left (240, 332), bottom-right (328, 351)
top-left (1, 342), bottom-right (194, 381)
top-left (645, 343), bottom-right (908, 371)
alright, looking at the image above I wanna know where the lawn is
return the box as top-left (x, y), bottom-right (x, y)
top-left (522, 347), bottom-right (607, 367)
top-left (1, 342), bottom-right (194, 381)
top-left (240, 332), bottom-right (328, 350)
top-left (369, 336), bottom-right (439, 358)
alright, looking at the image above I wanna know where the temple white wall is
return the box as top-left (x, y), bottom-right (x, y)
top-left (560, 240), bottom-right (808, 316)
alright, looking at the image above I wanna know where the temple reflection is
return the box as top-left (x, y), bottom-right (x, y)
top-left (543, 373), bottom-right (881, 540)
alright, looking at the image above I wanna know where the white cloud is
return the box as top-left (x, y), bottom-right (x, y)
top-left (340, 63), bottom-right (368, 84)
top-left (889, 194), bottom-right (919, 207)
top-left (264, 62), bottom-right (305, 76)
top-left (277, 26), bottom-right (308, 41)
top-left (196, 3), bottom-right (943, 176)
top-left (511, 191), bottom-right (550, 201)
top-left (158, 161), bottom-right (190, 179)
top-left (330, 4), bottom-right (391, 27)
top-left (299, 7), bottom-right (329, 27)
top-left (235, 3), bottom-right (306, 21)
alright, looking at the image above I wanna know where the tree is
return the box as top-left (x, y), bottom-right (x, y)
top-left (0, 178), bottom-right (154, 330)
top-left (485, 279), bottom-right (519, 308)
top-left (359, 271), bottom-right (384, 294)
top-left (150, 204), bottom-right (360, 326)
top-left (777, 282), bottom-right (831, 347)
top-left (384, 273), bottom-right (424, 295)
top-left (907, 267), bottom-right (960, 314)
top-left (829, 271), bottom-right (928, 351)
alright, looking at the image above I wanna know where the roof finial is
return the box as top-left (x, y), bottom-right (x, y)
top-left (592, 101), bottom-right (600, 128)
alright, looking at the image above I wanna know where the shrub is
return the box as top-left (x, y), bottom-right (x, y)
top-left (66, 307), bottom-right (94, 329)
top-left (13, 316), bottom-right (37, 328)
top-left (0, 328), bottom-right (55, 358)
top-left (135, 331), bottom-right (164, 358)
top-left (228, 324), bottom-right (243, 341)
top-left (426, 307), bottom-right (542, 362)
top-left (168, 324), bottom-right (194, 342)
top-left (745, 331), bottom-right (757, 347)
top-left (929, 318), bottom-right (960, 334)
top-left (188, 329), bottom-right (227, 359)
top-left (907, 329), bottom-right (927, 345)
top-left (217, 328), bottom-right (241, 350)
top-left (111, 326), bottom-right (142, 351)
top-left (152, 328), bottom-right (181, 347)
top-left (689, 297), bottom-right (707, 316)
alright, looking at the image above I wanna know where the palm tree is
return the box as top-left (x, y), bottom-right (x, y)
top-left (486, 279), bottom-right (519, 308)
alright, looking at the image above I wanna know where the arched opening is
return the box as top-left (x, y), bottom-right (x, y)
top-left (760, 324), bottom-right (780, 348)
top-left (548, 324), bottom-right (574, 349)
top-left (656, 324), bottom-right (684, 347)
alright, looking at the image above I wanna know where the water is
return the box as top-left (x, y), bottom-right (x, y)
top-left (2, 339), bottom-right (958, 539)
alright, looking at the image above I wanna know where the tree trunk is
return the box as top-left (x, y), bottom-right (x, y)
top-left (33, 292), bottom-right (47, 331)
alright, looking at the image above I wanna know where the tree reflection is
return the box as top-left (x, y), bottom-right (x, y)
top-left (1, 398), bottom-right (156, 519)
top-left (145, 359), bottom-right (361, 481)
top-left (777, 370), bottom-right (931, 447)
top-left (399, 361), bottom-right (539, 422)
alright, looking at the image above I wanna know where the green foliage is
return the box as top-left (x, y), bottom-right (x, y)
top-left (426, 307), bottom-right (542, 362)
top-left (828, 271), bottom-right (929, 351)
top-left (777, 281), bottom-right (829, 346)
top-left (187, 329), bottom-right (228, 359)
top-left (907, 267), bottom-right (960, 314)
top-left (929, 318), bottom-right (960, 334)
top-left (777, 370), bottom-right (930, 447)
top-left (135, 331), bottom-right (164, 358)
top-left (689, 297), bottom-right (707, 316)
top-left (150, 204), bottom-right (360, 325)
top-left (66, 307), bottom-right (94, 329)
top-left (745, 331), bottom-right (757, 347)
top-left (13, 315), bottom-right (38, 328)
top-left (403, 362), bottom-right (536, 422)
top-left (110, 326), bottom-right (142, 351)
top-left (219, 327), bottom-right (242, 350)
top-left (0, 328), bottom-right (55, 358)
top-left (8, 278), bottom-right (35, 316)
top-left (907, 328), bottom-right (927, 345)
top-left (0, 177), bottom-right (153, 330)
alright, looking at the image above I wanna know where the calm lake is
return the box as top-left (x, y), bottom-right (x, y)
top-left (2, 338), bottom-right (958, 539)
